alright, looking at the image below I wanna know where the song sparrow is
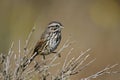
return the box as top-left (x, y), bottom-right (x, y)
top-left (18, 21), bottom-right (63, 72)
top-left (31, 21), bottom-right (64, 60)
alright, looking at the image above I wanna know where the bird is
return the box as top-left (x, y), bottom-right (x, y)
top-left (17, 21), bottom-right (63, 72)
top-left (26, 21), bottom-right (64, 66)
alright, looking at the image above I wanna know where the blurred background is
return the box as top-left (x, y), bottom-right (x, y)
top-left (0, 0), bottom-right (120, 79)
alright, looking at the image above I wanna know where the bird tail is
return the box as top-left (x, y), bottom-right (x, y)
top-left (22, 52), bottom-right (38, 68)
top-left (16, 52), bottom-right (38, 75)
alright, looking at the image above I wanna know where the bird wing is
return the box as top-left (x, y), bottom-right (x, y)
top-left (33, 39), bottom-right (45, 53)
top-left (33, 30), bottom-right (48, 53)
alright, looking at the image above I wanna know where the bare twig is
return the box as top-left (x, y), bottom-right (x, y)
top-left (24, 26), bottom-right (35, 53)
top-left (53, 49), bottom-right (94, 80)
top-left (81, 64), bottom-right (119, 80)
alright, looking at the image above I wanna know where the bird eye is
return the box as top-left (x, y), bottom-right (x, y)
top-left (56, 25), bottom-right (59, 27)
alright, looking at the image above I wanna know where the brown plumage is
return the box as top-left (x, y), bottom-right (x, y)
top-left (32, 21), bottom-right (63, 59)
top-left (25, 21), bottom-right (64, 67)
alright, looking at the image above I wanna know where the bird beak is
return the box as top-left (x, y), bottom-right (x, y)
top-left (60, 26), bottom-right (64, 29)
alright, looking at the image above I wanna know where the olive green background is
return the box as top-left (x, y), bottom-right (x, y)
top-left (0, 0), bottom-right (120, 79)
